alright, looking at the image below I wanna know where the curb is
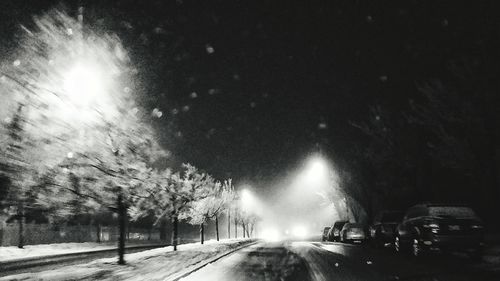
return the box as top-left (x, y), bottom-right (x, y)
top-left (164, 240), bottom-right (259, 281)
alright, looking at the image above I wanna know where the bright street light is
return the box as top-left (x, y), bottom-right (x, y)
top-left (305, 157), bottom-right (329, 180)
top-left (240, 188), bottom-right (255, 211)
top-left (63, 62), bottom-right (104, 106)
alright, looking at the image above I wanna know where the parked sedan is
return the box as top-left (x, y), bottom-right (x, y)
top-left (340, 223), bottom-right (367, 244)
top-left (322, 227), bottom-right (331, 241)
top-left (327, 220), bottom-right (348, 242)
top-left (395, 203), bottom-right (484, 259)
top-left (369, 211), bottom-right (403, 247)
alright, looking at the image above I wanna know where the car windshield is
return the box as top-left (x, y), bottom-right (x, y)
top-left (428, 206), bottom-right (477, 219)
top-left (0, 1), bottom-right (497, 281)
top-left (346, 224), bottom-right (363, 230)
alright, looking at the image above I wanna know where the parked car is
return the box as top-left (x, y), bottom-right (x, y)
top-left (395, 203), bottom-right (484, 259)
top-left (340, 223), bottom-right (367, 244)
top-left (322, 227), bottom-right (331, 241)
top-left (369, 211), bottom-right (404, 247)
top-left (327, 220), bottom-right (348, 242)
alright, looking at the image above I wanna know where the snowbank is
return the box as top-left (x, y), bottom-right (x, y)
top-left (0, 239), bottom-right (253, 281)
top-left (0, 241), bottom-right (164, 262)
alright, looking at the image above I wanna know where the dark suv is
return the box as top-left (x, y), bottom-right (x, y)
top-left (369, 211), bottom-right (403, 247)
top-left (395, 203), bottom-right (484, 258)
top-left (327, 220), bottom-right (348, 242)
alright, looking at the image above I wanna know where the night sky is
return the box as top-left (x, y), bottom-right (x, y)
top-left (1, 0), bottom-right (498, 190)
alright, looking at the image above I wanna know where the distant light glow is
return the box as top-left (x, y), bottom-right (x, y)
top-left (260, 227), bottom-right (281, 242)
top-left (291, 224), bottom-right (308, 239)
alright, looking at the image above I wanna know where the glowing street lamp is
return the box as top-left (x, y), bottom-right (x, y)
top-left (63, 62), bottom-right (105, 106)
top-left (240, 188), bottom-right (255, 211)
top-left (305, 157), bottom-right (329, 180)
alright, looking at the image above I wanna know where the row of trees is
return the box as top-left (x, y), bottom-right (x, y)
top-left (0, 9), bottom-right (257, 264)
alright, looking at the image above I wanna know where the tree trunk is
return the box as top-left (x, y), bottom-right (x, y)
top-left (117, 192), bottom-right (126, 265)
top-left (126, 221), bottom-right (130, 241)
top-left (242, 223), bottom-right (246, 238)
top-left (245, 224), bottom-right (250, 238)
top-left (227, 209), bottom-right (231, 239)
top-left (96, 222), bottom-right (101, 243)
top-left (172, 215), bottom-right (178, 251)
top-left (215, 215), bottom-right (219, 241)
top-left (17, 202), bottom-right (24, 249)
top-left (200, 222), bottom-right (204, 244)
top-left (234, 217), bottom-right (238, 238)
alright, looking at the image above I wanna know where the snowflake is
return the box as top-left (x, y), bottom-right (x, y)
top-left (318, 122), bottom-right (328, 129)
top-left (152, 108), bottom-right (163, 118)
top-left (205, 44), bottom-right (215, 54)
top-left (13, 59), bottom-right (21, 66)
top-left (190, 92), bottom-right (198, 99)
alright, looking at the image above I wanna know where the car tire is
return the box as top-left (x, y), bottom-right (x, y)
top-left (412, 238), bottom-right (425, 258)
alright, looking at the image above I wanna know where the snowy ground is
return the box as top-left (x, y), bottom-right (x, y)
top-left (0, 240), bottom-right (165, 262)
top-left (0, 239), bottom-right (253, 281)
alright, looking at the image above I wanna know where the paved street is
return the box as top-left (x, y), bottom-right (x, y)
top-left (181, 241), bottom-right (500, 281)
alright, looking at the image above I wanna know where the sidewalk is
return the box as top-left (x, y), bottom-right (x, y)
top-left (0, 240), bottom-right (167, 262)
top-left (0, 239), bottom-right (254, 281)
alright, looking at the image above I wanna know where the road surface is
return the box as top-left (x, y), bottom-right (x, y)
top-left (180, 240), bottom-right (500, 281)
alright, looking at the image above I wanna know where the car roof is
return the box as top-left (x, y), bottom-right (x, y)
top-left (413, 203), bottom-right (471, 208)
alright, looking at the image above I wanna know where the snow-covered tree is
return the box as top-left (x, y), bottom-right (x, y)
top-left (131, 164), bottom-right (211, 250)
top-left (0, 9), bottom-right (166, 262)
top-left (181, 178), bottom-right (235, 243)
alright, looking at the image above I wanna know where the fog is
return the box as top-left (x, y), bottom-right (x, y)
top-left (248, 155), bottom-right (351, 239)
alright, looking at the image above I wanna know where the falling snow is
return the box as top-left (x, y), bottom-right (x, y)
top-left (206, 44), bottom-right (215, 54)
top-left (152, 108), bottom-right (163, 118)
